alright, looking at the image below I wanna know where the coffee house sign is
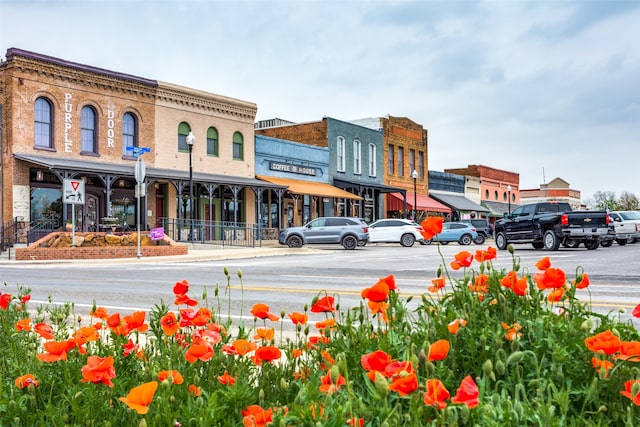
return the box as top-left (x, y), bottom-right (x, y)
top-left (269, 161), bottom-right (316, 176)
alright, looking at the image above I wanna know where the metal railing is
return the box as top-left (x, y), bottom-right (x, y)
top-left (156, 218), bottom-right (279, 248)
top-left (26, 216), bottom-right (61, 245)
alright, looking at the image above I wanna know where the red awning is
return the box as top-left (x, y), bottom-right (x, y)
top-left (388, 192), bottom-right (451, 213)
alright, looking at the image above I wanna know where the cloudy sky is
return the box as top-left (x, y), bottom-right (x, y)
top-left (2, 0), bottom-right (639, 202)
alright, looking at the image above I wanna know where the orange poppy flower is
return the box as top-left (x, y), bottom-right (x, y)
top-left (310, 296), bottom-right (335, 313)
top-left (161, 312), bottom-right (179, 336)
top-left (73, 326), bottom-right (99, 345)
top-left (15, 318), bottom-right (31, 332)
top-left (573, 273), bottom-right (590, 289)
top-left (361, 280), bottom-right (390, 302)
top-left (292, 348), bottom-right (304, 358)
top-left (448, 318), bottom-right (467, 335)
top-left (319, 370), bottom-right (346, 394)
top-left (451, 375), bottom-right (479, 408)
top-left (389, 371), bottom-right (418, 396)
top-left (15, 374), bottom-right (38, 389)
top-left (620, 379), bottom-right (640, 405)
top-left (450, 251), bottom-right (474, 271)
top-left (617, 341), bottom-right (640, 362)
top-left (428, 276), bottom-right (446, 293)
top-left (119, 381), bottom-right (158, 415)
top-left (361, 350), bottom-right (393, 372)
top-left (252, 346), bottom-right (282, 365)
top-left (188, 384), bottom-right (201, 396)
top-left (250, 303), bottom-right (279, 321)
top-left (254, 327), bottom-right (275, 341)
top-left (158, 369), bottom-right (183, 384)
top-left (307, 335), bottom-right (331, 347)
top-left (428, 339), bottom-right (450, 362)
top-left (81, 355), bottom-right (116, 387)
top-left (121, 311), bottom-right (149, 335)
top-left (321, 350), bottom-right (335, 367)
top-left (502, 322), bottom-right (522, 341)
top-left (242, 405), bottom-right (274, 427)
top-left (591, 357), bottom-right (614, 376)
top-left (474, 246), bottom-right (497, 263)
top-left (229, 339), bottom-right (257, 356)
top-left (185, 337), bottom-right (214, 363)
top-left (174, 293), bottom-right (198, 307)
top-left (379, 274), bottom-right (398, 291)
top-left (423, 379), bottom-right (450, 410)
top-left (122, 338), bottom-right (144, 359)
top-left (36, 339), bottom-right (74, 363)
top-left (173, 279), bottom-right (189, 295)
top-left (288, 312), bottom-right (308, 325)
top-left (420, 217), bottom-right (443, 240)
top-left (535, 256), bottom-right (551, 271)
top-left (33, 322), bottom-right (55, 340)
top-left (547, 287), bottom-right (565, 302)
top-left (585, 330), bottom-right (622, 355)
top-left (90, 306), bottom-right (109, 320)
top-left (534, 267), bottom-right (566, 290)
top-left (315, 318), bottom-right (337, 330)
top-left (218, 370), bottom-right (236, 385)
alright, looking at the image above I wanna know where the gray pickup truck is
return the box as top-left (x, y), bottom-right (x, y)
top-left (493, 202), bottom-right (610, 251)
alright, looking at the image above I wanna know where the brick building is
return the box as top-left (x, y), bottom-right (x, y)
top-left (0, 48), bottom-right (278, 246)
top-left (519, 177), bottom-right (582, 210)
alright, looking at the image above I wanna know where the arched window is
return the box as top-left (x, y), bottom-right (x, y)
top-left (207, 127), bottom-right (219, 156)
top-left (503, 192), bottom-right (507, 201)
top-left (178, 122), bottom-right (191, 152)
top-left (232, 132), bottom-right (244, 160)
top-left (485, 189), bottom-right (490, 199)
top-left (81, 106), bottom-right (97, 153)
top-left (368, 143), bottom-right (376, 177)
top-left (122, 113), bottom-right (137, 156)
top-left (336, 136), bottom-right (345, 171)
top-left (34, 97), bottom-right (53, 148)
top-left (353, 139), bottom-right (361, 174)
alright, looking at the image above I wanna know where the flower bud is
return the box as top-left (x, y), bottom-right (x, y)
top-left (223, 266), bottom-right (229, 276)
top-left (507, 244), bottom-right (515, 254)
top-left (280, 378), bottom-right (288, 392)
top-left (259, 389), bottom-right (265, 403)
top-left (237, 269), bottom-right (242, 278)
top-left (460, 404), bottom-right (470, 424)
top-left (374, 371), bottom-right (388, 398)
top-left (495, 360), bottom-right (506, 376)
top-left (483, 359), bottom-right (494, 376)
top-left (507, 351), bottom-right (525, 365)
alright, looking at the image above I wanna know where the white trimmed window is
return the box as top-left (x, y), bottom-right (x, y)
top-left (337, 136), bottom-right (346, 172)
top-left (353, 139), bottom-right (361, 174)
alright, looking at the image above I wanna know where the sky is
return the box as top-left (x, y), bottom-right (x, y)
top-left (1, 0), bottom-right (639, 203)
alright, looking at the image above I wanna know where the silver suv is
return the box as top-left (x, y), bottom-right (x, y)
top-left (278, 217), bottom-right (369, 250)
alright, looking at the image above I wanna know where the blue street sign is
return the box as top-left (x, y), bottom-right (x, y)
top-left (125, 146), bottom-right (151, 158)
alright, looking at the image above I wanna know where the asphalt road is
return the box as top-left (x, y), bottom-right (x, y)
top-left (2, 241), bottom-right (640, 332)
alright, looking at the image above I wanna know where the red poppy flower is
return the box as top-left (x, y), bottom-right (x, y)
top-left (15, 374), bottom-right (38, 389)
top-left (361, 280), bottom-right (390, 302)
top-left (534, 267), bottom-right (566, 290)
top-left (379, 274), bottom-right (398, 291)
top-left (573, 273), bottom-right (590, 289)
top-left (185, 337), bottom-right (214, 363)
top-left (119, 381), bottom-right (158, 414)
top-left (242, 405), bottom-right (274, 427)
top-left (252, 345), bottom-right (282, 365)
top-left (319, 370), bottom-right (346, 394)
top-left (161, 312), bottom-right (179, 336)
top-left (0, 293), bottom-right (12, 310)
top-left (450, 251), bottom-right (474, 270)
top-left (423, 379), bottom-right (450, 410)
top-left (81, 355), bottom-right (116, 387)
top-left (384, 360), bottom-right (413, 379)
top-left (174, 293), bottom-right (198, 307)
top-left (90, 306), bottom-right (109, 319)
top-left (633, 303), bottom-right (640, 318)
top-left (34, 322), bottom-right (55, 340)
top-left (158, 369), bottom-right (183, 384)
top-left (122, 338), bottom-right (144, 359)
top-left (288, 312), bottom-right (308, 325)
top-left (474, 247), bottom-right (497, 263)
top-left (218, 370), bottom-right (236, 385)
top-left (429, 276), bottom-right (446, 293)
top-left (389, 371), bottom-right (418, 396)
top-left (121, 311), bottom-right (148, 335)
top-left (20, 294), bottom-right (31, 304)
top-left (311, 296), bottom-right (336, 313)
top-left (173, 279), bottom-right (189, 295)
top-left (585, 330), bottom-right (622, 355)
top-left (420, 217), bottom-right (444, 240)
top-left (250, 303), bottom-right (279, 321)
top-left (346, 418), bottom-right (365, 427)
top-left (535, 256), bottom-right (551, 270)
top-left (428, 340), bottom-right (450, 362)
top-left (621, 379), bottom-right (640, 405)
top-left (451, 375), bottom-right (479, 408)
top-left (188, 384), bottom-right (201, 396)
top-left (361, 350), bottom-right (393, 372)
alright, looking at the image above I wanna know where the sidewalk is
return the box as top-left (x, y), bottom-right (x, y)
top-left (0, 240), bottom-right (324, 265)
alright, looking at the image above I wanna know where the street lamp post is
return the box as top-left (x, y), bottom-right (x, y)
top-left (186, 131), bottom-right (195, 242)
top-left (411, 169), bottom-right (418, 221)
top-left (507, 184), bottom-right (512, 216)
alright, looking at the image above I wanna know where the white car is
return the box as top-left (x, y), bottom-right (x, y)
top-left (367, 219), bottom-right (425, 247)
top-left (605, 211), bottom-right (640, 245)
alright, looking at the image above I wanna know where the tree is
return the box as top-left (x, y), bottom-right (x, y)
top-left (590, 191), bottom-right (618, 210)
top-left (617, 191), bottom-right (640, 210)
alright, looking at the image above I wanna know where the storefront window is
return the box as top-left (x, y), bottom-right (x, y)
top-left (30, 187), bottom-right (62, 223)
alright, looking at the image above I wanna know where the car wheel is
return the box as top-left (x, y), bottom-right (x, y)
top-left (473, 235), bottom-right (485, 245)
top-left (342, 235), bottom-right (357, 250)
top-left (543, 230), bottom-right (560, 251)
top-left (495, 232), bottom-right (508, 250)
top-left (358, 240), bottom-right (367, 247)
top-left (616, 239), bottom-right (628, 246)
top-left (286, 235), bottom-right (303, 248)
top-left (584, 239), bottom-right (599, 250)
top-left (400, 233), bottom-right (415, 247)
top-left (422, 239), bottom-right (432, 245)
top-left (600, 240), bottom-right (613, 247)
top-left (459, 234), bottom-right (472, 245)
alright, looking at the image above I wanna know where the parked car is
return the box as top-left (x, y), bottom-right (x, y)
top-left (278, 217), bottom-right (369, 250)
top-left (367, 219), bottom-right (425, 247)
top-left (422, 222), bottom-right (478, 245)
top-left (460, 218), bottom-right (491, 244)
top-left (604, 211), bottom-right (640, 246)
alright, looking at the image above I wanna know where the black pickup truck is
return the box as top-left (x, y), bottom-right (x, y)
top-left (493, 202), bottom-right (611, 251)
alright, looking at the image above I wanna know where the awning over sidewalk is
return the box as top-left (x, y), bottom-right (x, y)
top-left (388, 192), bottom-right (451, 213)
top-left (429, 191), bottom-right (489, 213)
top-left (256, 175), bottom-right (363, 200)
